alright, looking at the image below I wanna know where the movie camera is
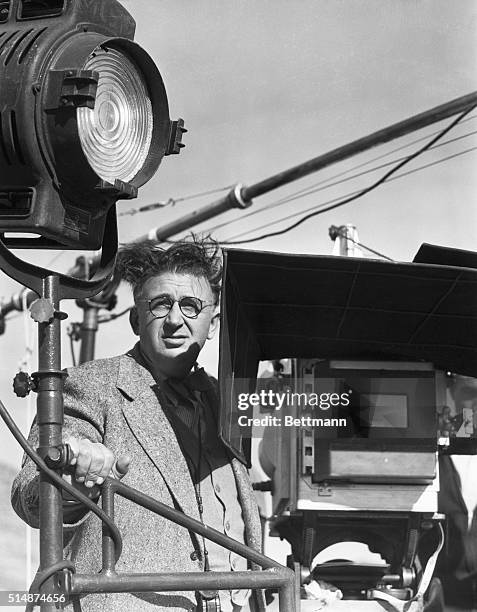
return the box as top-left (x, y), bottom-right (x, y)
top-left (218, 247), bottom-right (477, 610)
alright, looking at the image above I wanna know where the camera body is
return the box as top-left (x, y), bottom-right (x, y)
top-left (258, 358), bottom-right (445, 602)
top-left (266, 359), bottom-right (442, 516)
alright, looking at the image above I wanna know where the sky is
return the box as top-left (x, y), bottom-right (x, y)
top-left (0, 0), bottom-right (476, 525)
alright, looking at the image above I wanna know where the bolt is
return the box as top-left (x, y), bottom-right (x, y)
top-left (47, 448), bottom-right (61, 463)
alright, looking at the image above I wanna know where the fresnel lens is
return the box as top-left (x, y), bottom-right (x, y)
top-left (77, 46), bottom-right (154, 184)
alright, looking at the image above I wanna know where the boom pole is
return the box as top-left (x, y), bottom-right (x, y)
top-left (138, 91), bottom-right (477, 242)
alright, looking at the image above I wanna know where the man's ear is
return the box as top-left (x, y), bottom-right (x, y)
top-left (129, 306), bottom-right (139, 336)
top-left (207, 307), bottom-right (220, 340)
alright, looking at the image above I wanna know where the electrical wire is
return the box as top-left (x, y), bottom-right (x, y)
top-left (337, 230), bottom-right (395, 262)
top-left (115, 115), bottom-right (477, 222)
top-left (266, 114), bottom-right (477, 204)
top-left (258, 128), bottom-right (477, 211)
top-left (162, 141), bottom-right (477, 252)
top-left (222, 144), bottom-right (477, 244)
top-left (46, 249), bottom-right (66, 268)
top-left (118, 200), bottom-right (174, 216)
top-left (219, 109), bottom-right (476, 245)
top-left (118, 184), bottom-right (234, 217)
top-left (172, 184), bottom-right (235, 204)
top-left (204, 125), bottom-right (477, 237)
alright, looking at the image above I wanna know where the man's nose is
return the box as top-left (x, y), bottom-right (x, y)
top-left (164, 301), bottom-right (183, 326)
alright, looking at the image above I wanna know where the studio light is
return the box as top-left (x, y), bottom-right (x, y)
top-left (77, 46), bottom-right (154, 184)
top-left (0, 0), bottom-right (186, 249)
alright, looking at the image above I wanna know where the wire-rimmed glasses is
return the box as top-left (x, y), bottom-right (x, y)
top-left (139, 295), bottom-right (215, 319)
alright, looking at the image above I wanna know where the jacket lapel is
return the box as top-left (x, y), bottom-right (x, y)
top-left (117, 349), bottom-right (200, 521)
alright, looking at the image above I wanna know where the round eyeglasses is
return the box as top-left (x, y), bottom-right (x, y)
top-left (140, 295), bottom-right (215, 319)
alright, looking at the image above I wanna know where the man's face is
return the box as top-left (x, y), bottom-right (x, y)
top-left (130, 272), bottom-right (219, 379)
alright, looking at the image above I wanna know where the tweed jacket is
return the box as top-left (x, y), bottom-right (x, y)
top-left (11, 346), bottom-right (266, 612)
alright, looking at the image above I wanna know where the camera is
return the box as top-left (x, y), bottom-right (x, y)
top-left (218, 246), bottom-right (477, 608)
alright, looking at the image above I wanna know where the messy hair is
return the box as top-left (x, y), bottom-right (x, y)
top-left (116, 235), bottom-right (223, 304)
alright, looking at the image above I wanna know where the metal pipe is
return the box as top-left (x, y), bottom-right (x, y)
top-left (134, 184), bottom-right (251, 243)
top-left (78, 306), bottom-right (99, 364)
top-left (112, 479), bottom-right (282, 569)
top-left (37, 275), bottom-right (64, 612)
top-left (86, 479), bottom-right (297, 608)
top-left (128, 91), bottom-right (477, 244)
top-left (241, 91), bottom-right (477, 200)
top-left (279, 577), bottom-right (296, 612)
top-left (71, 568), bottom-right (293, 594)
top-left (0, 287), bottom-right (37, 318)
top-left (101, 480), bottom-right (116, 573)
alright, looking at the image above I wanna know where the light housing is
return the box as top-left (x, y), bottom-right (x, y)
top-left (0, 0), bottom-right (185, 249)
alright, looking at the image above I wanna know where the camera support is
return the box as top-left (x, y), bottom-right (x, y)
top-left (0, 213), bottom-right (296, 611)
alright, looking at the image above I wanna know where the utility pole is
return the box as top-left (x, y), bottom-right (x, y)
top-left (329, 224), bottom-right (362, 257)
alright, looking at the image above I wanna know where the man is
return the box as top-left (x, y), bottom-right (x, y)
top-left (12, 237), bottom-right (265, 612)
top-left (433, 375), bottom-right (477, 612)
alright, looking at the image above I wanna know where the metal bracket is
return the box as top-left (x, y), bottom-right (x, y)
top-left (96, 179), bottom-right (138, 200)
top-left (318, 483), bottom-right (332, 496)
top-left (30, 298), bottom-right (68, 324)
top-left (38, 443), bottom-right (73, 470)
top-left (166, 118), bottom-right (187, 155)
top-left (0, 206), bottom-right (118, 301)
top-left (46, 69), bottom-right (99, 110)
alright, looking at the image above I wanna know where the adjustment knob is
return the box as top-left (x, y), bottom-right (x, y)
top-left (30, 298), bottom-right (55, 323)
top-left (13, 371), bottom-right (34, 397)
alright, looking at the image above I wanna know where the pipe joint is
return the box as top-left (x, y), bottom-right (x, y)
top-left (230, 184), bottom-right (252, 209)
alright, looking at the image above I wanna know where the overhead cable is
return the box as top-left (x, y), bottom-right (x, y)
top-left (118, 184), bottom-right (234, 217)
top-left (204, 125), bottom-right (477, 236)
top-left (222, 144), bottom-right (477, 245)
top-left (219, 108), bottom-right (476, 245)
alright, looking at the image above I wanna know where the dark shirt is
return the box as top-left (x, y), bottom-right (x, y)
top-left (159, 368), bottom-right (250, 611)
top-left (426, 455), bottom-right (477, 609)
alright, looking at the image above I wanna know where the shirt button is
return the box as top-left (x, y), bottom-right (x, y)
top-left (215, 484), bottom-right (221, 493)
top-left (190, 551), bottom-right (199, 561)
top-left (232, 558), bottom-right (239, 569)
top-left (225, 521), bottom-right (231, 531)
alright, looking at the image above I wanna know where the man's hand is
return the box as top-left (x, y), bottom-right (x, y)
top-left (62, 436), bottom-right (131, 501)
